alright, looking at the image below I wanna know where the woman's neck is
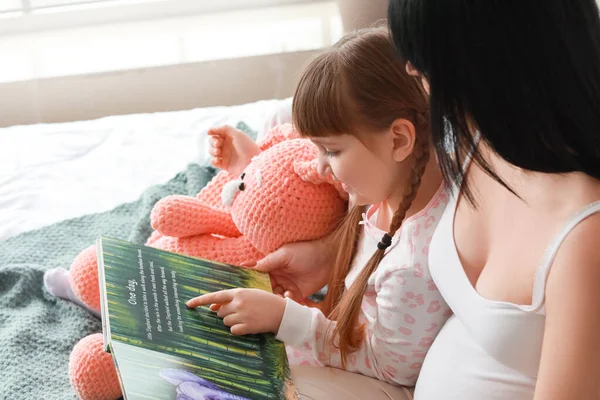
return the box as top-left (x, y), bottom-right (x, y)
top-left (376, 153), bottom-right (443, 231)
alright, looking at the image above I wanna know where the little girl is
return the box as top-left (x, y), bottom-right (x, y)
top-left (188, 27), bottom-right (452, 395)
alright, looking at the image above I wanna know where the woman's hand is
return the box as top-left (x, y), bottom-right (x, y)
top-left (187, 289), bottom-right (286, 336)
top-left (249, 236), bottom-right (338, 302)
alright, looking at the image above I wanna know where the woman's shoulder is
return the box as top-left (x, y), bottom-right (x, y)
top-left (549, 209), bottom-right (600, 274)
top-left (544, 209), bottom-right (600, 328)
top-left (537, 197), bottom-right (600, 303)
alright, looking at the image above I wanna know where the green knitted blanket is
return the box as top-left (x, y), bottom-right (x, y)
top-left (0, 163), bottom-right (217, 400)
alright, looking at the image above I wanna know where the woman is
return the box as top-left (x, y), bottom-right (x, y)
top-left (258, 1), bottom-right (600, 398)
top-left (388, 0), bottom-right (600, 398)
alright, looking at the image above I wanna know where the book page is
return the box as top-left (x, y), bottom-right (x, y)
top-left (100, 237), bottom-right (297, 400)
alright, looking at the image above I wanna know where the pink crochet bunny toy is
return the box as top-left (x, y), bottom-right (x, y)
top-left (55, 123), bottom-right (347, 400)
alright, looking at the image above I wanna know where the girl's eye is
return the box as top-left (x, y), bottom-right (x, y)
top-left (324, 150), bottom-right (339, 157)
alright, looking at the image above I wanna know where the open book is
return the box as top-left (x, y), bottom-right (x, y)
top-left (97, 237), bottom-right (297, 400)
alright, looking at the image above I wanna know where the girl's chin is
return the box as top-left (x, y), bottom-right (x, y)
top-left (348, 193), bottom-right (371, 208)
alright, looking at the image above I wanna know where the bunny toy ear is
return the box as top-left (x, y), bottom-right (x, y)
top-left (257, 123), bottom-right (301, 151)
top-left (293, 159), bottom-right (349, 200)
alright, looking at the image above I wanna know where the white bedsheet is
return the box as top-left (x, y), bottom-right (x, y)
top-left (0, 97), bottom-right (293, 241)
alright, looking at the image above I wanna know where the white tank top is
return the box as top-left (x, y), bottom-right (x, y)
top-left (415, 179), bottom-right (600, 399)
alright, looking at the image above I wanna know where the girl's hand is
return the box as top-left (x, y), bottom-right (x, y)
top-left (208, 125), bottom-right (261, 177)
top-left (186, 289), bottom-right (286, 336)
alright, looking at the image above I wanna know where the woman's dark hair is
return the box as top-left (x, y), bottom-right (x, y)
top-left (388, 0), bottom-right (600, 198)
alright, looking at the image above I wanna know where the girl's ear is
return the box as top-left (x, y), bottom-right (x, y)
top-left (390, 118), bottom-right (417, 163)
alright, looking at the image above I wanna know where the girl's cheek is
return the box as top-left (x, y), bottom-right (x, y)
top-left (330, 162), bottom-right (345, 181)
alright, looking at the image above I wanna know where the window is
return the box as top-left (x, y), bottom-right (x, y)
top-left (1, 0), bottom-right (133, 14)
top-left (27, 0), bottom-right (117, 9)
top-left (0, 0), bottom-right (325, 35)
top-left (0, 1), bottom-right (341, 83)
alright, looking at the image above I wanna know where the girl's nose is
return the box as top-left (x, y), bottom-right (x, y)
top-left (317, 154), bottom-right (332, 177)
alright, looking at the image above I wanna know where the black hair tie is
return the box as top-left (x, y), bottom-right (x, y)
top-left (377, 233), bottom-right (393, 250)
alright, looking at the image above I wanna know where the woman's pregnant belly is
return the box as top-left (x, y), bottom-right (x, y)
top-left (414, 316), bottom-right (536, 400)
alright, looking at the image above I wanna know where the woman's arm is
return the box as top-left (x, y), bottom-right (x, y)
top-left (252, 232), bottom-right (339, 300)
top-left (534, 216), bottom-right (600, 400)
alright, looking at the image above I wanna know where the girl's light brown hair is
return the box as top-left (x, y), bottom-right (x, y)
top-left (292, 27), bottom-right (430, 367)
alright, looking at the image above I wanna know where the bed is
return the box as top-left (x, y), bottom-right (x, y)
top-left (0, 98), bottom-right (293, 241)
top-left (0, 97), bottom-right (293, 400)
